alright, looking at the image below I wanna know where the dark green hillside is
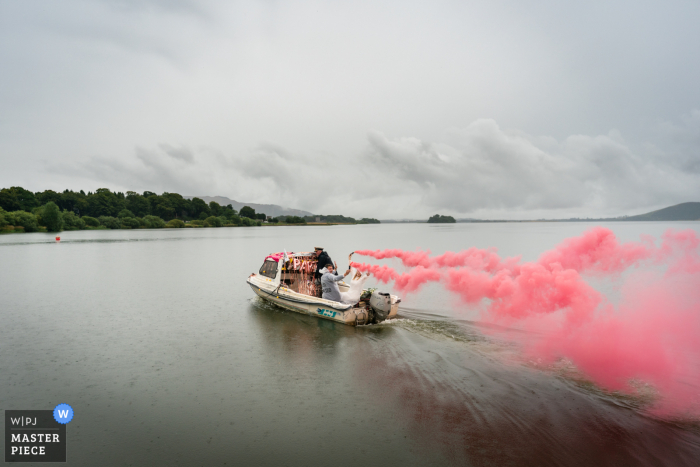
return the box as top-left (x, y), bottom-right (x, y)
top-left (626, 202), bottom-right (700, 221)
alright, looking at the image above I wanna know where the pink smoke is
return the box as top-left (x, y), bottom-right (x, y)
top-left (350, 262), bottom-right (441, 293)
top-left (355, 227), bottom-right (700, 413)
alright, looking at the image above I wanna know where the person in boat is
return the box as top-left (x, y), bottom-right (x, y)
top-left (340, 268), bottom-right (371, 305)
top-left (339, 252), bottom-right (371, 305)
top-left (320, 264), bottom-right (351, 302)
top-left (313, 247), bottom-right (336, 297)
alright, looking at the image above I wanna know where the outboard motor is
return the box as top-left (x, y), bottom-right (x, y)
top-left (369, 291), bottom-right (392, 322)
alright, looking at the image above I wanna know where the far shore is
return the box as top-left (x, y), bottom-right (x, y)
top-left (0, 222), bottom-right (365, 234)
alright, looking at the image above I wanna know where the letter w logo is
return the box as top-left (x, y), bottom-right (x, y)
top-left (10, 417), bottom-right (21, 425)
top-left (58, 410), bottom-right (69, 418)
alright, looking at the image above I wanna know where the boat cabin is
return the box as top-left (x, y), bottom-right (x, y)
top-left (258, 252), bottom-right (319, 296)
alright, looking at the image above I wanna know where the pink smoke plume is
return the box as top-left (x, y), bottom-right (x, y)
top-left (350, 262), bottom-right (441, 293)
top-left (354, 227), bottom-right (700, 414)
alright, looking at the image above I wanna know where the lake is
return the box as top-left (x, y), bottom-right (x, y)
top-left (1, 222), bottom-right (699, 466)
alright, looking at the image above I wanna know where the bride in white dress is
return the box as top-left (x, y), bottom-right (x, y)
top-left (339, 253), bottom-right (371, 305)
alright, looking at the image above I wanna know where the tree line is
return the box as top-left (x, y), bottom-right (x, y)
top-left (265, 215), bottom-right (381, 224)
top-left (0, 186), bottom-right (267, 233)
top-left (0, 186), bottom-right (382, 233)
top-left (301, 215), bottom-right (380, 224)
top-left (427, 214), bottom-right (456, 223)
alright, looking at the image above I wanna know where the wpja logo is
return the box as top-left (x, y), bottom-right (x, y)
top-left (4, 404), bottom-right (72, 463)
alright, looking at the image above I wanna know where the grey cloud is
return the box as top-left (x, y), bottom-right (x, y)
top-left (367, 132), bottom-right (449, 189)
top-left (42, 114), bottom-right (700, 219)
top-left (4, 1), bottom-right (700, 218)
top-left (158, 144), bottom-right (195, 164)
top-left (653, 110), bottom-right (700, 173)
top-left (105, 0), bottom-right (208, 16)
top-left (362, 119), bottom-right (700, 217)
top-left (230, 144), bottom-right (340, 212)
top-left (48, 145), bottom-right (216, 195)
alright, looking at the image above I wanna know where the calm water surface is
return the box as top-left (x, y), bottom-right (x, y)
top-left (1, 223), bottom-right (699, 466)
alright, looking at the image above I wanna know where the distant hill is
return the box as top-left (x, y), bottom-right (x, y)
top-left (383, 202), bottom-right (700, 223)
top-left (624, 202), bottom-right (700, 221)
top-left (185, 196), bottom-right (313, 218)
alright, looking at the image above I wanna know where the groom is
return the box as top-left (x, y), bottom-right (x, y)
top-left (320, 263), bottom-right (351, 302)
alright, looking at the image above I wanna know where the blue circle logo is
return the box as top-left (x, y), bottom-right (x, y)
top-left (53, 404), bottom-right (73, 424)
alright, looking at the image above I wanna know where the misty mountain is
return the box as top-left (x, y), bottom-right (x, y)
top-left (185, 196), bottom-right (313, 218)
top-left (624, 202), bottom-right (700, 221)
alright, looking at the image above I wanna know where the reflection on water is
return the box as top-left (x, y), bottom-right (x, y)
top-left (249, 296), bottom-right (700, 466)
top-left (356, 327), bottom-right (700, 466)
top-left (249, 298), bottom-right (360, 358)
top-left (1, 225), bottom-right (699, 466)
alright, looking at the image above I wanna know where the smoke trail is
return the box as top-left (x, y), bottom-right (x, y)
top-left (350, 262), bottom-right (441, 293)
top-left (354, 227), bottom-right (700, 413)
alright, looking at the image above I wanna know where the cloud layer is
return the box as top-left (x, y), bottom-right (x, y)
top-left (1, 1), bottom-right (700, 218)
top-left (45, 116), bottom-right (700, 219)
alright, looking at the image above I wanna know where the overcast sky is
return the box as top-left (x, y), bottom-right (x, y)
top-left (1, 0), bottom-right (699, 219)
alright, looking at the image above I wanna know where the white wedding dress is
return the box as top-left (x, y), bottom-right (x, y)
top-left (339, 267), bottom-right (371, 305)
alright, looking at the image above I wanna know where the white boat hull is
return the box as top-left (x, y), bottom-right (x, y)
top-left (247, 274), bottom-right (399, 326)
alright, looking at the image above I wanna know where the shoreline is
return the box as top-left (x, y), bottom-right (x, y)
top-left (0, 222), bottom-right (362, 234)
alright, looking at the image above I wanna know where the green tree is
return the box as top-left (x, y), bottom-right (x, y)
top-left (142, 215), bottom-right (165, 228)
top-left (72, 192), bottom-right (89, 216)
top-left (255, 213), bottom-right (267, 221)
top-left (3, 211), bottom-right (17, 227)
top-left (82, 216), bottom-right (100, 227)
top-left (204, 216), bottom-right (222, 227)
top-left (208, 201), bottom-right (222, 217)
top-left (62, 210), bottom-right (86, 230)
top-left (427, 214), bottom-right (456, 223)
top-left (190, 197), bottom-right (210, 219)
top-left (165, 219), bottom-right (185, 228)
top-left (305, 214), bottom-right (356, 223)
top-left (149, 195), bottom-right (176, 220)
top-left (58, 190), bottom-right (84, 214)
top-left (11, 211), bottom-right (39, 232)
top-left (36, 190), bottom-right (62, 207)
top-left (0, 187), bottom-right (39, 212)
top-left (120, 217), bottom-right (141, 229)
top-left (42, 202), bottom-right (64, 232)
top-left (0, 189), bottom-right (20, 212)
top-left (126, 192), bottom-right (151, 217)
top-left (118, 209), bottom-right (135, 218)
top-left (0, 207), bottom-right (7, 228)
top-left (240, 206), bottom-right (256, 219)
top-left (87, 188), bottom-right (124, 217)
top-left (285, 216), bottom-right (306, 224)
top-left (221, 207), bottom-right (237, 221)
top-left (162, 193), bottom-right (188, 219)
top-left (98, 216), bottom-right (121, 229)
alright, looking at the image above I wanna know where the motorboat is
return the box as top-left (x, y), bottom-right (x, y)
top-left (247, 251), bottom-right (400, 325)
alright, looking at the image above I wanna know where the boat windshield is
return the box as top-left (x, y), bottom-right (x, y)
top-left (259, 259), bottom-right (278, 279)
